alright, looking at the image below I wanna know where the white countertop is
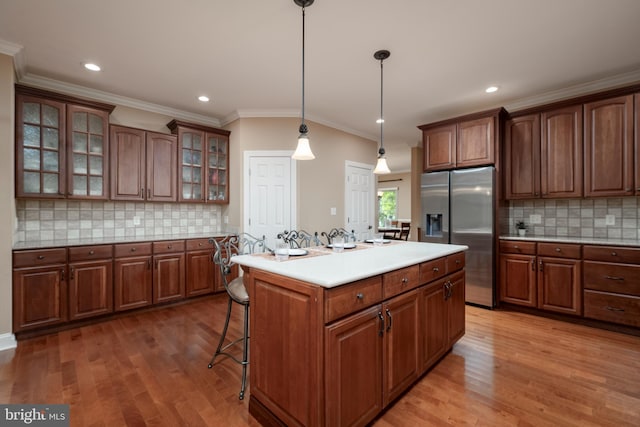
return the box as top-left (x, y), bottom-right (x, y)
top-left (231, 241), bottom-right (468, 288)
top-left (500, 234), bottom-right (640, 247)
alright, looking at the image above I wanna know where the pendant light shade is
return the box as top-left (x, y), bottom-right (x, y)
top-left (373, 49), bottom-right (391, 174)
top-left (292, 0), bottom-right (315, 160)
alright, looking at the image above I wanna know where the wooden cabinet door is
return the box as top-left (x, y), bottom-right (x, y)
top-left (68, 259), bottom-right (113, 320)
top-left (15, 94), bottom-right (66, 198)
top-left (114, 256), bottom-right (152, 311)
top-left (153, 253), bottom-right (185, 303)
top-left (177, 128), bottom-right (206, 202)
top-left (186, 250), bottom-right (215, 297)
top-left (12, 265), bottom-right (67, 331)
top-left (382, 290), bottom-right (419, 406)
top-left (447, 270), bottom-right (465, 346)
top-left (499, 253), bottom-right (537, 307)
top-left (457, 115), bottom-right (494, 168)
top-left (67, 105), bottom-right (109, 199)
top-left (504, 114), bottom-right (540, 199)
top-left (537, 257), bottom-right (582, 315)
top-left (584, 95), bottom-right (634, 197)
top-left (422, 124), bottom-right (456, 172)
top-left (540, 105), bottom-right (583, 198)
top-left (325, 305), bottom-right (383, 427)
top-left (419, 280), bottom-right (448, 373)
top-left (205, 132), bottom-right (229, 203)
top-left (110, 125), bottom-right (146, 201)
top-left (146, 132), bottom-right (177, 201)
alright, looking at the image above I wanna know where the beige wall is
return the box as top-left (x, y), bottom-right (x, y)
top-left (0, 53), bottom-right (16, 338)
top-left (225, 117), bottom-right (378, 233)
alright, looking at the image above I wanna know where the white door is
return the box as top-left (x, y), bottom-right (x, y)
top-left (244, 152), bottom-right (296, 249)
top-left (345, 161), bottom-right (375, 241)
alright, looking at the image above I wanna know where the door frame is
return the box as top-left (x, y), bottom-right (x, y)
top-left (243, 150), bottom-right (297, 236)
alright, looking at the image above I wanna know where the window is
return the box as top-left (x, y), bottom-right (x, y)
top-left (377, 187), bottom-right (397, 226)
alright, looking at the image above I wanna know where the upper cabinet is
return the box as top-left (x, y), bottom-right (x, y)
top-left (15, 85), bottom-right (114, 199)
top-left (110, 125), bottom-right (178, 202)
top-left (504, 114), bottom-right (540, 199)
top-left (167, 120), bottom-right (231, 204)
top-left (419, 108), bottom-right (505, 172)
top-left (584, 95), bottom-right (634, 197)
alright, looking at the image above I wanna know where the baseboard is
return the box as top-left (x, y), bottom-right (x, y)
top-left (0, 333), bottom-right (17, 352)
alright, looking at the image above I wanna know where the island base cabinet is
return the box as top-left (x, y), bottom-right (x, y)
top-left (325, 306), bottom-right (383, 427)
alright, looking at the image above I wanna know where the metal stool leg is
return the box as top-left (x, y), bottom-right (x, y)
top-left (239, 302), bottom-right (250, 400)
top-left (208, 295), bottom-right (233, 368)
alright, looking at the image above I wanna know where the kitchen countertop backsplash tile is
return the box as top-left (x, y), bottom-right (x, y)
top-left (14, 199), bottom-right (233, 249)
top-left (503, 197), bottom-right (640, 246)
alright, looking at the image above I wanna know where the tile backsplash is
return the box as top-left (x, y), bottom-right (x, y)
top-left (16, 200), bottom-right (222, 242)
top-left (507, 197), bottom-right (640, 240)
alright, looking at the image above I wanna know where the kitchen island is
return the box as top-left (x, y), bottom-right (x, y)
top-left (232, 241), bottom-right (468, 427)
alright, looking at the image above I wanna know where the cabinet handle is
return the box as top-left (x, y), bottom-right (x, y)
top-left (147, 259), bottom-right (151, 270)
top-left (377, 311), bottom-right (385, 337)
top-left (531, 260), bottom-right (535, 271)
top-left (433, 267), bottom-right (439, 272)
top-left (356, 292), bottom-right (364, 300)
top-left (386, 308), bottom-right (392, 332)
top-left (147, 188), bottom-right (151, 199)
top-left (538, 260), bottom-right (543, 272)
top-left (69, 267), bottom-right (74, 279)
top-left (141, 187), bottom-right (144, 197)
top-left (604, 275), bottom-right (624, 281)
top-left (61, 268), bottom-right (65, 281)
top-left (37, 255), bottom-right (45, 260)
top-left (155, 259), bottom-right (159, 269)
top-left (605, 306), bottom-right (625, 312)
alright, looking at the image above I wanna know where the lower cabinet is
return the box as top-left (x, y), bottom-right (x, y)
top-left (186, 238), bottom-right (216, 297)
top-left (114, 243), bottom-right (153, 311)
top-left (68, 245), bottom-right (113, 320)
top-left (500, 241), bottom-right (582, 315)
top-left (12, 248), bottom-right (68, 332)
top-left (152, 240), bottom-right (186, 304)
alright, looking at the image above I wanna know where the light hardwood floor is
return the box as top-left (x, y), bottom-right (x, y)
top-left (1, 294), bottom-right (639, 426)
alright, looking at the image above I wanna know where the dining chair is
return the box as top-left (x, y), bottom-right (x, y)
top-left (277, 229), bottom-right (322, 248)
top-left (397, 222), bottom-right (410, 241)
top-left (321, 228), bottom-right (356, 245)
top-left (207, 232), bottom-right (266, 400)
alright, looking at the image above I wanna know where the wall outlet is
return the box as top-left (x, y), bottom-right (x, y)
top-left (133, 215), bottom-right (141, 226)
top-left (529, 214), bottom-right (542, 224)
top-left (605, 214), bottom-right (615, 226)
top-left (330, 207), bottom-right (337, 216)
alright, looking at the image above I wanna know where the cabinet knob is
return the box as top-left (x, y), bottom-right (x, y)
top-left (199, 243), bottom-right (203, 247)
top-left (131, 247), bottom-right (137, 252)
top-left (555, 247), bottom-right (561, 252)
top-left (611, 251), bottom-right (617, 257)
top-left (433, 267), bottom-right (439, 272)
top-left (455, 260), bottom-right (461, 265)
top-left (37, 255), bottom-right (45, 260)
top-left (89, 250), bottom-right (95, 255)
top-left (514, 245), bottom-right (519, 250)
top-left (356, 293), bottom-right (364, 300)
top-left (401, 277), bottom-right (408, 284)
top-left (167, 245), bottom-right (172, 249)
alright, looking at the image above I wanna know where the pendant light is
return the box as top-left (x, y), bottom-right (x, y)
top-left (373, 49), bottom-right (391, 174)
top-left (292, 0), bottom-right (315, 160)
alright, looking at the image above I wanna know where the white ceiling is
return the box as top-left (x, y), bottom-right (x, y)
top-left (2, 0), bottom-right (640, 172)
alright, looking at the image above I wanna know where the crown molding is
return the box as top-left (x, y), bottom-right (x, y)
top-left (504, 68), bottom-right (640, 112)
top-left (0, 38), bottom-right (26, 80)
top-left (19, 73), bottom-right (222, 127)
top-left (0, 39), bottom-right (21, 56)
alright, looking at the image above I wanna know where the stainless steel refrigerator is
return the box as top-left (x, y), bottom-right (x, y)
top-left (420, 166), bottom-right (495, 308)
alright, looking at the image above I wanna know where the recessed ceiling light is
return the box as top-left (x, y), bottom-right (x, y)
top-left (485, 86), bottom-right (498, 93)
top-left (198, 95), bottom-right (210, 102)
top-left (84, 63), bottom-right (101, 72)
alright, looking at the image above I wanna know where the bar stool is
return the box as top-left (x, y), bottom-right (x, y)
top-left (207, 233), bottom-right (266, 400)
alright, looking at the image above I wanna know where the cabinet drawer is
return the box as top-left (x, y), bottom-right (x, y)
top-left (114, 242), bottom-right (152, 258)
top-left (186, 238), bottom-right (213, 251)
top-left (383, 265), bottom-right (420, 299)
top-left (583, 245), bottom-right (640, 264)
top-left (499, 240), bottom-right (536, 255)
top-left (584, 290), bottom-right (640, 327)
top-left (13, 248), bottom-right (67, 268)
top-left (537, 243), bottom-right (581, 259)
top-left (324, 276), bottom-right (382, 323)
top-left (68, 244), bottom-right (113, 262)
top-left (446, 252), bottom-right (465, 273)
top-left (419, 257), bottom-right (446, 284)
top-left (583, 261), bottom-right (640, 296)
top-left (153, 240), bottom-right (185, 254)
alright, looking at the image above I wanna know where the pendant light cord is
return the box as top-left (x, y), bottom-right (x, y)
top-left (301, 5), bottom-right (306, 128)
top-left (379, 57), bottom-right (384, 153)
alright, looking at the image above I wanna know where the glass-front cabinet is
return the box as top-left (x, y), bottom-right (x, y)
top-left (168, 120), bottom-right (231, 204)
top-left (15, 85), bottom-right (114, 199)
